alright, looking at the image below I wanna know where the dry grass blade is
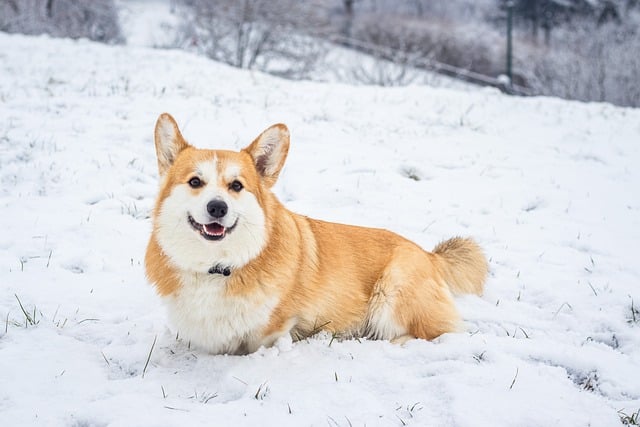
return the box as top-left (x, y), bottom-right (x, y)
top-left (142, 335), bottom-right (157, 379)
top-left (509, 367), bottom-right (519, 390)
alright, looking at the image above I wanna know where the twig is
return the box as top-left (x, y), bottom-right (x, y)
top-left (164, 406), bottom-right (189, 412)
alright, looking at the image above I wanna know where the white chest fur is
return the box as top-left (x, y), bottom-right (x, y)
top-left (164, 272), bottom-right (277, 354)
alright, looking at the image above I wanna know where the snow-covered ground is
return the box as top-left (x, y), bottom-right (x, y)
top-left (1, 32), bottom-right (639, 426)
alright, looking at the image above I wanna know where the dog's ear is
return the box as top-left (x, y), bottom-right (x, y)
top-left (243, 124), bottom-right (290, 188)
top-left (154, 113), bottom-right (190, 176)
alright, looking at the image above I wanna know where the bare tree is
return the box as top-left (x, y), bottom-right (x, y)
top-left (0, 0), bottom-right (121, 43)
top-left (520, 15), bottom-right (640, 107)
top-left (349, 54), bottom-right (417, 86)
top-left (175, 0), bottom-right (327, 79)
top-left (348, 12), bottom-right (504, 76)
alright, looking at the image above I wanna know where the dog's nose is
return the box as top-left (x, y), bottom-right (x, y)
top-left (207, 200), bottom-right (228, 218)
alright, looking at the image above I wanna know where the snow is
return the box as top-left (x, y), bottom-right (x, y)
top-left (1, 32), bottom-right (640, 427)
top-left (116, 0), bottom-right (179, 48)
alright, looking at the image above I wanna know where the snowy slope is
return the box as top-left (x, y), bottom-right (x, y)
top-left (1, 33), bottom-right (639, 427)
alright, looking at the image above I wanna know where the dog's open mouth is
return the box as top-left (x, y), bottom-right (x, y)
top-left (188, 215), bottom-right (237, 241)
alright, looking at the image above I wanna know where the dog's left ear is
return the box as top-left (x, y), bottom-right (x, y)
top-left (243, 124), bottom-right (290, 188)
top-left (154, 113), bottom-right (190, 177)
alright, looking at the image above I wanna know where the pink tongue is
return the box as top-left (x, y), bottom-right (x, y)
top-left (203, 223), bottom-right (225, 236)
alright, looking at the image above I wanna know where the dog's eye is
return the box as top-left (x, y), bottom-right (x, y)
top-left (230, 180), bottom-right (243, 192)
top-left (188, 177), bottom-right (202, 188)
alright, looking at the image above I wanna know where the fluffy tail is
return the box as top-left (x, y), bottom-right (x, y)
top-left (433, 237), bottom-right (488, 296)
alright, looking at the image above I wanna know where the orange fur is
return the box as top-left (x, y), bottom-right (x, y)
top-left (145, 113), bottom-right (489, 353)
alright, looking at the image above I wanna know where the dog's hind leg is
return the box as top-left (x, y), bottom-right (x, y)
top-left (366, 243), bottom-right (462, 342)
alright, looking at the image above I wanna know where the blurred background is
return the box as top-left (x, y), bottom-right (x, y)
top-left (1, 0), bottom-right (638, 107)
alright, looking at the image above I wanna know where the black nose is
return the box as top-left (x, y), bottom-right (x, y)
top-left (206, 200), bottom-right (228, 218)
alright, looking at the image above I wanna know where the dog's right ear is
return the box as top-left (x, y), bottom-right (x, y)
top-left (154, 113), bottom-right (190, 176)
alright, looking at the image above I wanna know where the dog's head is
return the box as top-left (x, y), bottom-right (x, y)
top-left (151, 113), bottom-right (289, 273)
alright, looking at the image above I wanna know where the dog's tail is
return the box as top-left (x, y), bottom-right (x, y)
top-left (433, 237), bottom-right (488, 296)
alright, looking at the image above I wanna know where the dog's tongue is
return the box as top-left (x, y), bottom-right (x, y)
top-left (203, 222), bottom-right (225, 237)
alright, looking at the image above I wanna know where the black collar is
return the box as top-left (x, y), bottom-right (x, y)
top-left (208, 264), bottom-right (231, 276)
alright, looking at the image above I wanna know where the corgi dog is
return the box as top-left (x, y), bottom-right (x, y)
top-left (145, 113), bottom-right (488, 354)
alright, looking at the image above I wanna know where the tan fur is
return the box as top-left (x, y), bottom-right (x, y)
top-left (145, 113), bottom-right (489, 353)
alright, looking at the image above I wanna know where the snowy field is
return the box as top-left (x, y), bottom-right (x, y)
top-left (1, 33), bottom-right (639, 426)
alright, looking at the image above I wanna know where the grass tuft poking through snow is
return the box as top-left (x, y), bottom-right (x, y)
top-left (619, 408), bottom-right (640, 426)
top-left (14, 294), bottom-right (40, 328)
